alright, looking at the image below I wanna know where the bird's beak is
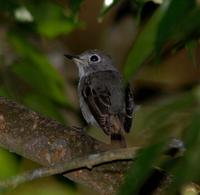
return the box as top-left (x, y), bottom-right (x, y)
top-left (64, 54), bottom-right (79, 60)
top-left (64, 54), bottom-right (82, 64)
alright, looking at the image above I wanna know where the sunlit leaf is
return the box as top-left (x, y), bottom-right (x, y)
top-left (0, 148), bottom-right (19, 179)
top-left (10, 179), bottom-right (76, 195)
top-left (14, 6), bottom-right (34, 22)
top-left (99, 0), bottom-right (121, 20)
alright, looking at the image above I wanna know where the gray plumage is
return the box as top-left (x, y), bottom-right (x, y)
top-left (65, 49), bottom-right (134, 147)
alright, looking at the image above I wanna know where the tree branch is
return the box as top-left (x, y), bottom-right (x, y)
top-left (0, 97), bottom-right (132, 194)
top-left (0, 97), bottom-right (172, 195)
top-left (0, 147), bottom-right (139, 189)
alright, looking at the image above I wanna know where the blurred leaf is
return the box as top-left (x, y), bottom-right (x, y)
top-left (23, 93), bottom-right (65, 122)
top-left (156, 0), bottom-right (196, 52)
top-left (26, 2), bottom-right (78, 38)
top-left (11, 61), bottom-right (68, 107)
top-left (137, 0), bottom-right (163, 4)
top-left (193, 85), bottom-right (200, 100)
top-left (167, 111), bottom-right (200, 193)
top-left (123, 2), bottom-right (168, 79)
top-left (124, 0), bottom-right (200, 79)
top-left (0, 0), bottom-right (19, 13)
top-left (14, 6), bottom-right (34, 22)
top-left (117, 143), bottom-right (166, 195)
top-left (8, 178), bottom-right (77, 195)
top-left (0, 87), bottom-right (7, 97)
top-left (176, 7), bottom-right (200, 40)
top-left (7, 33), bottom-right (69, 106)
top-left (0, 87), bottom-right (12, 98)
top-left (99, 0), bottom-right (121, 20)
top-left (186, 40), bottom-right (198, 67)
top-left (71, 0), bottom-right (84, 14)
top-left (0, 148), bottom-right (19, 179)
top-left (142, 92), bottom-right (196, 131)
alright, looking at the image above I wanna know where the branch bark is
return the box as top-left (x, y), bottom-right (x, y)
top-left (0, 97), bottom-right (172, 195)
top-left (0, 147), bottom-right (139, 189)
top-left (0, 97), bottom-right (132, 194)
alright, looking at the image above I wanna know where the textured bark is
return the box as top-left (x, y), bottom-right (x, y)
top-left (0, 97), bottom-right (172, 195)
top-left (0, 97), bottom-right (130, 195)
top-left (0, 147), bottom-right (140, 189)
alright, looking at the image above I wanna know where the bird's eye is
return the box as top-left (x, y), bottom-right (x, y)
top-left (90, 54), bottom-right (100, 62)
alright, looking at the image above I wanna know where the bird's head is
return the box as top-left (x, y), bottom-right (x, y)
top-left (65, 49), bottom-right (116, 77)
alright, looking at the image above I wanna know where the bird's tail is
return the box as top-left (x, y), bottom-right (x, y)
top-left (109, 115), bottom-right (127, 148)
top-left (111, 132), bottom-right (127, 148)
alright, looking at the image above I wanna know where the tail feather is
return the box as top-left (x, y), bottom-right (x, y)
top-left (124, 116), bottom-right (132, 133)
top-left (111, 133), bottom-right (127, 148)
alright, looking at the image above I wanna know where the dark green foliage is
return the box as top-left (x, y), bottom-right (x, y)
top-left (8, 33), bottom-right (68, 105)
top-left (118, 142), bottom-right (167, 195)
top-left (124, 0), bottom-right (200, 79)
top-left (70, 0), bottom-right (84, 15)
top-left (166, 111), bottom-right (200, 194)
top-left (0, 0), bottom-right (19, 12)
top-left (124, 6), bottom-right (164, 79)
top-left (120, 89), bottom-right (200, 194)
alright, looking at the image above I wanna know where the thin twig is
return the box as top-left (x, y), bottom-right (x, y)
top-left (0, 147), bottom-right (140, 189)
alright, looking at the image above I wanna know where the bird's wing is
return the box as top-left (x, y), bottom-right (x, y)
top-left (124, 83), bottom-right (135, 133)
top-left (81, 75), bottom-right (112, 135)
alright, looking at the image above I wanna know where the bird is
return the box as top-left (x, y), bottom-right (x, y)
top-left (64, 49), bottom-right (135, 148)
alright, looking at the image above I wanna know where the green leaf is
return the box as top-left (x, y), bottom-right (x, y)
top-left (7, 33), bottom-right (69, 106)
top-left (156, 0), bottom-right (195, 52)
top-left (118, 143), bottom-right (166, 195)
top-left (11, 61), bottom-right (68, 106)
top-left (0, 87), bottom-right (11, 98)
top-left (27, 2), bottom-right (78, 38)
top-left (186, 40), bottom-right (198, 67)
top-left (23, 93), bottom-right (65, 123)
top-left (176, 7), bottom-right (200, 42)
top-left (142, 92), bottom-right (196, 131)
top-left (71, 0), bottom-right (84, 14)
top-left (167, 111), bottom-right (200, 193)
top-left (0, 148), bottom-right (19, 179)
top-left (124, 0), bottom-right (200, 80)
top-left (0, 0), bottom-right (19, 12)
top-left (123, 2), bottom-right (168, 79)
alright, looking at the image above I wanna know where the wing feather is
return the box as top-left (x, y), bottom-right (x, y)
top-left (81, 81), bottom-right (111, 135)
top-left (124, 84), bottom-right (134, 132)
